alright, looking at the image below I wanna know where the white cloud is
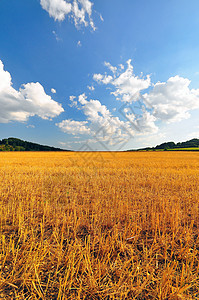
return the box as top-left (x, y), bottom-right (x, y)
top-left (104, 62), bottom-right (117, 74)
top-left (81, 98), bottom-right (111, 123)
top-left (143, 75), bottom-right (199, 123)
top-left (69, 95), bottom-right (78, 107)
top-left (77, 94), bottom-right (134, 146)
top-left (59, 60), bottom-right (183, 146)
top-left (78, 93), bottom-right (88, 105)
top-left (93, 59), bottom-right (151, 102)
top-left (40, 0), bottom-right (97, 30)
top-left (51, 88), bottom-right (56, 93)
top-left (93, 73), bottom-right (103, 82)
top-left (124, 109), bottom-right (158, 134)
top-left (87, 85), bottom-right (95, 91)
top-left (63, 92), bottom-right (156, 143)
top-left (0, 60), bottom-right (63, 123)
top-left (58, 92), bottom-right (130, 143)
top-left (78, 0), bottom-right (92, 16)
top-left (77, 40), bottom-right (82, 47)
top-left (93, 73), bottom-right (113, 85)
top-left (40, 0), bottom-right (72, 21)
top-left (73, 0), bottom-right (95, 30)
top-left (69, 95), bottom-right (76, 101)
top-left (92, 60), bottom-right (199, 133)
top-left (111, 60), bottom-right (151, 102)
top-left (56, 119), bottom-right (90, 135)
top-left (57, 58), bottom-right (199, 149)
top-left (57, 90), bottom-right (160, 151)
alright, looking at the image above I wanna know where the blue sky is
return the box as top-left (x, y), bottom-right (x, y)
top-left (1, 0), bottom-right (199, 150)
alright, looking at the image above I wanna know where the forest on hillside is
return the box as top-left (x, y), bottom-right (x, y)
top-left (0, 138), bottom-right (68, 152)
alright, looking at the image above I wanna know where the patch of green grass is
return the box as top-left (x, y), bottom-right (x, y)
top-left (169, 148), bottom-right (199, 151)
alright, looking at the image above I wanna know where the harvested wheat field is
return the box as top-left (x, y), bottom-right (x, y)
top-left (0, 151), bottom-right (198, 299)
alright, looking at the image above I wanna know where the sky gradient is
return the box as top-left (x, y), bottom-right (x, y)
top-left (1, 0), bottom-right (199, 150)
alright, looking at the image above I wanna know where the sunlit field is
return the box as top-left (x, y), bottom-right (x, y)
top-left (0, 152), bottom-right (198, 299)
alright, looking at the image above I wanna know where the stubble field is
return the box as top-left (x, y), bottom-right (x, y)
top-left (0, 152), bottom-right (198, 299)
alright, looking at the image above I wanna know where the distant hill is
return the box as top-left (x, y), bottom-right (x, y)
top-left (0, 138), bottom-right (70, 152)
top-left (128, 138), bottom-right (199, 151)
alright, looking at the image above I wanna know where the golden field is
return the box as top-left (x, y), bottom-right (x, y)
top-left (0, 151), bottom-right (198, 300)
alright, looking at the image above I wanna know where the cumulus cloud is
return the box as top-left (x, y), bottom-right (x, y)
top-left (143, 75), bottom-right (199, 123)
top-left (55, 58), bottom-right (199, 150)
top-left (93, 59), bottom-right (151, 102)
top-left (93, 73), bottom-right (113, 85)
top-left (69, 95), bottom-right (75, 100)
top-left (69, 95), bottom-right (78, 107)
top-left (0, 60), bottom-right (63, 123)
top-left (58, 93), bottom-right (126, 141)
top-left (112, 60), bottom-right (151, 102)
top-left (77, 94), bottom-right (134, 145)
top-left (124, 109), bottom-right (158, 134)
top-left (93, 59), bottom-right (199, 128)
top-left (77, 94), bottom-right (111, 123)
top-left (119, 64), bottom-right (124, 70)
top-left (57, 92), bottom-right (157, 149)
top-left (91, 60), bottom-right (157, 139)
top-left (40, 0), bottom-right (96, 30)
top-left (40, 0), bottom-right (72, 21)
top-left (61, 60), bottom-right (199, 148)
top-left (56, 119), bottom-right (90, 135)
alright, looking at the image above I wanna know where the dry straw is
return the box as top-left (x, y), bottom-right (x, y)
top-left (0, 151), bottom-right (198, 299)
